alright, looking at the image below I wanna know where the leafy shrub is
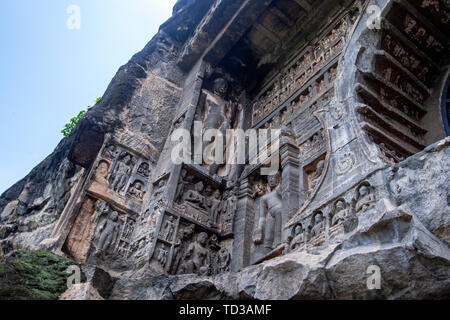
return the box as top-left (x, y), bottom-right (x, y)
top-left (61, 97), bottom-right (102, 137)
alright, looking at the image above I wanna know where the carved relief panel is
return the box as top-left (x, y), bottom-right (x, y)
top-left (172, 165), bottom-right (225, 230)
top-left (287, 181), bottom-right (377, 253)
top-left (355, 1), bottom-right (449, 164)
top-left (251, 13), bottom-right (353, 127)
top-left (90, 141), bottom-right (152, 206)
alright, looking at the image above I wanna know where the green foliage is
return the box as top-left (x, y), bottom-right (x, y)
top-left (0, 250), bottom-right (79, 300)
top-left (61, 96), bottom-right (102, 137)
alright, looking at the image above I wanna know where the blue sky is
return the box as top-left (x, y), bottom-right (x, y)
top-left (0, 0), bottom-right (176, 194)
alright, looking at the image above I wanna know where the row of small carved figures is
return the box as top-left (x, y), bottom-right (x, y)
top-left (402, 12), bottom-right (445, 56)
top-left (252, 55), bottom-right (340, 124)
top-left (253, 66), bottom-right (338, 126)
top-left (417, 0), bottom-right (450, 24)
top-left (288, 182), bottom-right (377, 251)
top-left (383, 34), bottom-right (431, 84)
top-left (250, 16), bottom-right (351, 120)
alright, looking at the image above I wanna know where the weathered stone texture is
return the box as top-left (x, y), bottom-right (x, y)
top-left (1, 0), bottom-right (449, 300)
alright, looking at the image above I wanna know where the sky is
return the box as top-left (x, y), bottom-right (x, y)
top-left (0, 0), bottom-right (177, 195)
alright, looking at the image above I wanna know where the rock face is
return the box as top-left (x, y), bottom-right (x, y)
top-left (1, 0), bottom-right (449, 300)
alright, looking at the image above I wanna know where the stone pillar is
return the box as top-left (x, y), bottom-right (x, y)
top-left (280, 137), bottom-right (300, 243)
top-left (152, 60), bottom-right (207, 207)
top-left (231, 178), bottom-right (255, 272)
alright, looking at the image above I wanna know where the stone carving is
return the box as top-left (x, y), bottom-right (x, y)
top-left (103, 144), bottom-right (119, 160)
top-left (162, 215), bottom-right (175, 241)
top-left (309, 159), bottom-right (325, 196)
top-left (93, 210), bottom-right (120, 258)
top-left (310, 211), bottom-right (325, 238)
top-left (378, 143), bottom-right (405, 164)
top-left (182, 181), bottom-right (207, 210)
top-left (403, 13), bottom-right (444, 56)
top-left (254, 173), bottom-right (282, 249)
top-left (353, 182), bottom-right (376, 214)
top-left (383, 34), bottom-right (429, 82)
top-left (330, 199), bottom-right (348, 226)
top-left (157, 245), bottom-right (169, 267)
top-left (330, 102), bottom-right (344, 121)
top-left (175, 169), bottom-right (192, 202)
top-left (216, 247), bottom-right (231, 273)
top-left (137, 162), bottom-right (150, 178)
top-left (110, 152), bottom-right (133, 193)
top-left (180, 232), bottom-right (210, 275)
top-left (290, 224), bottom-right (305, 251)
top-left (251, 16), bottom-right (350, 126)
top-left (208, 234), bottom-right (220, 250)
top-left (127, 180), bottom-right (145, 200)
top-left (129, 232), bottom-right (153, 260)
top-left (170, 223), bottom-right (195, 274)
top-left (419, 0), bottom-right (450, 24)
top-left (299, 131), bottom-right (326, 160)
top-left (94, 160), bottom-right (110, 184)
top-left (335, 152), bottom-right (356, 176)
top-left (206, 189), bottom-right (221, 225)
top-left (201, 77), bottom-right (238, 175)
top-left (221, 189), bottom-right (237, 234)
top-left (152, 178), bottom-right (167, 201)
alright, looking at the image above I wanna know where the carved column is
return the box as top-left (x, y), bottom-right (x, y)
top-left (280, 138), bottom-right (300, 243)
top-left (231, 178), bottom-right (254, 272)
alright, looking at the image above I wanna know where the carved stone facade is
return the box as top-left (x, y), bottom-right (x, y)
top-left (47, 0), bottom-right (450, 275)
top-left (1, 0), bottom-right (449, 299)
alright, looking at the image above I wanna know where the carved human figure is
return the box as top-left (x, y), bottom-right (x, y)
top-left (152, 179), bottom-right (167, 200)
top-left (93, 201), bottom-right (109, 223)
top-left (207, 189), bottom-right (222, 224)
top-left (311, 212), bottom-right (324, 238)
top-left (182, 232), bottom-right (210, 275)
top-left (182, 182), bottom-right (207, 209)
top-left (128, 180), bottom-right (145, 199)
top-left (208, 234), bottom-right (220, 251)
top-left (110, 153), bottom-right (133, 192)
top-left (123, 220), bottom-right (134, 240)
top-left (252, 182), bottom-right (266, 198)
top-left (137, 162), bottom-right (150, 177)
top-left (332, 199), bottom-right (347, 226)
top-left (290, 224), bottom-right (305, 250)
top-left (310, 159), bottom-right (325, 193)
top-left (94, 211), bottom-right (120, 257)
top-left (170, 224), bottom-right (195, 274)
top-left (217, 247), bottom-right (231, 273)
top-left (157, 246), bottom-right (168, 267)
top-left (201, 77), bottom-right (237, 175)
top-left (254, 173), bottom-right (283, 249)
top-left (95, 161), bottom-right (110, 184)
top-left (219, 190), bottom-right (236, 233)
top-left (175, 169), bottom-right (190, 202)
top-left (355, 184), bottom-right (376, 213)
top-left (163, 216), bottom-right (175, 241)
top-left (104, 144), bottom-right (119, 159)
